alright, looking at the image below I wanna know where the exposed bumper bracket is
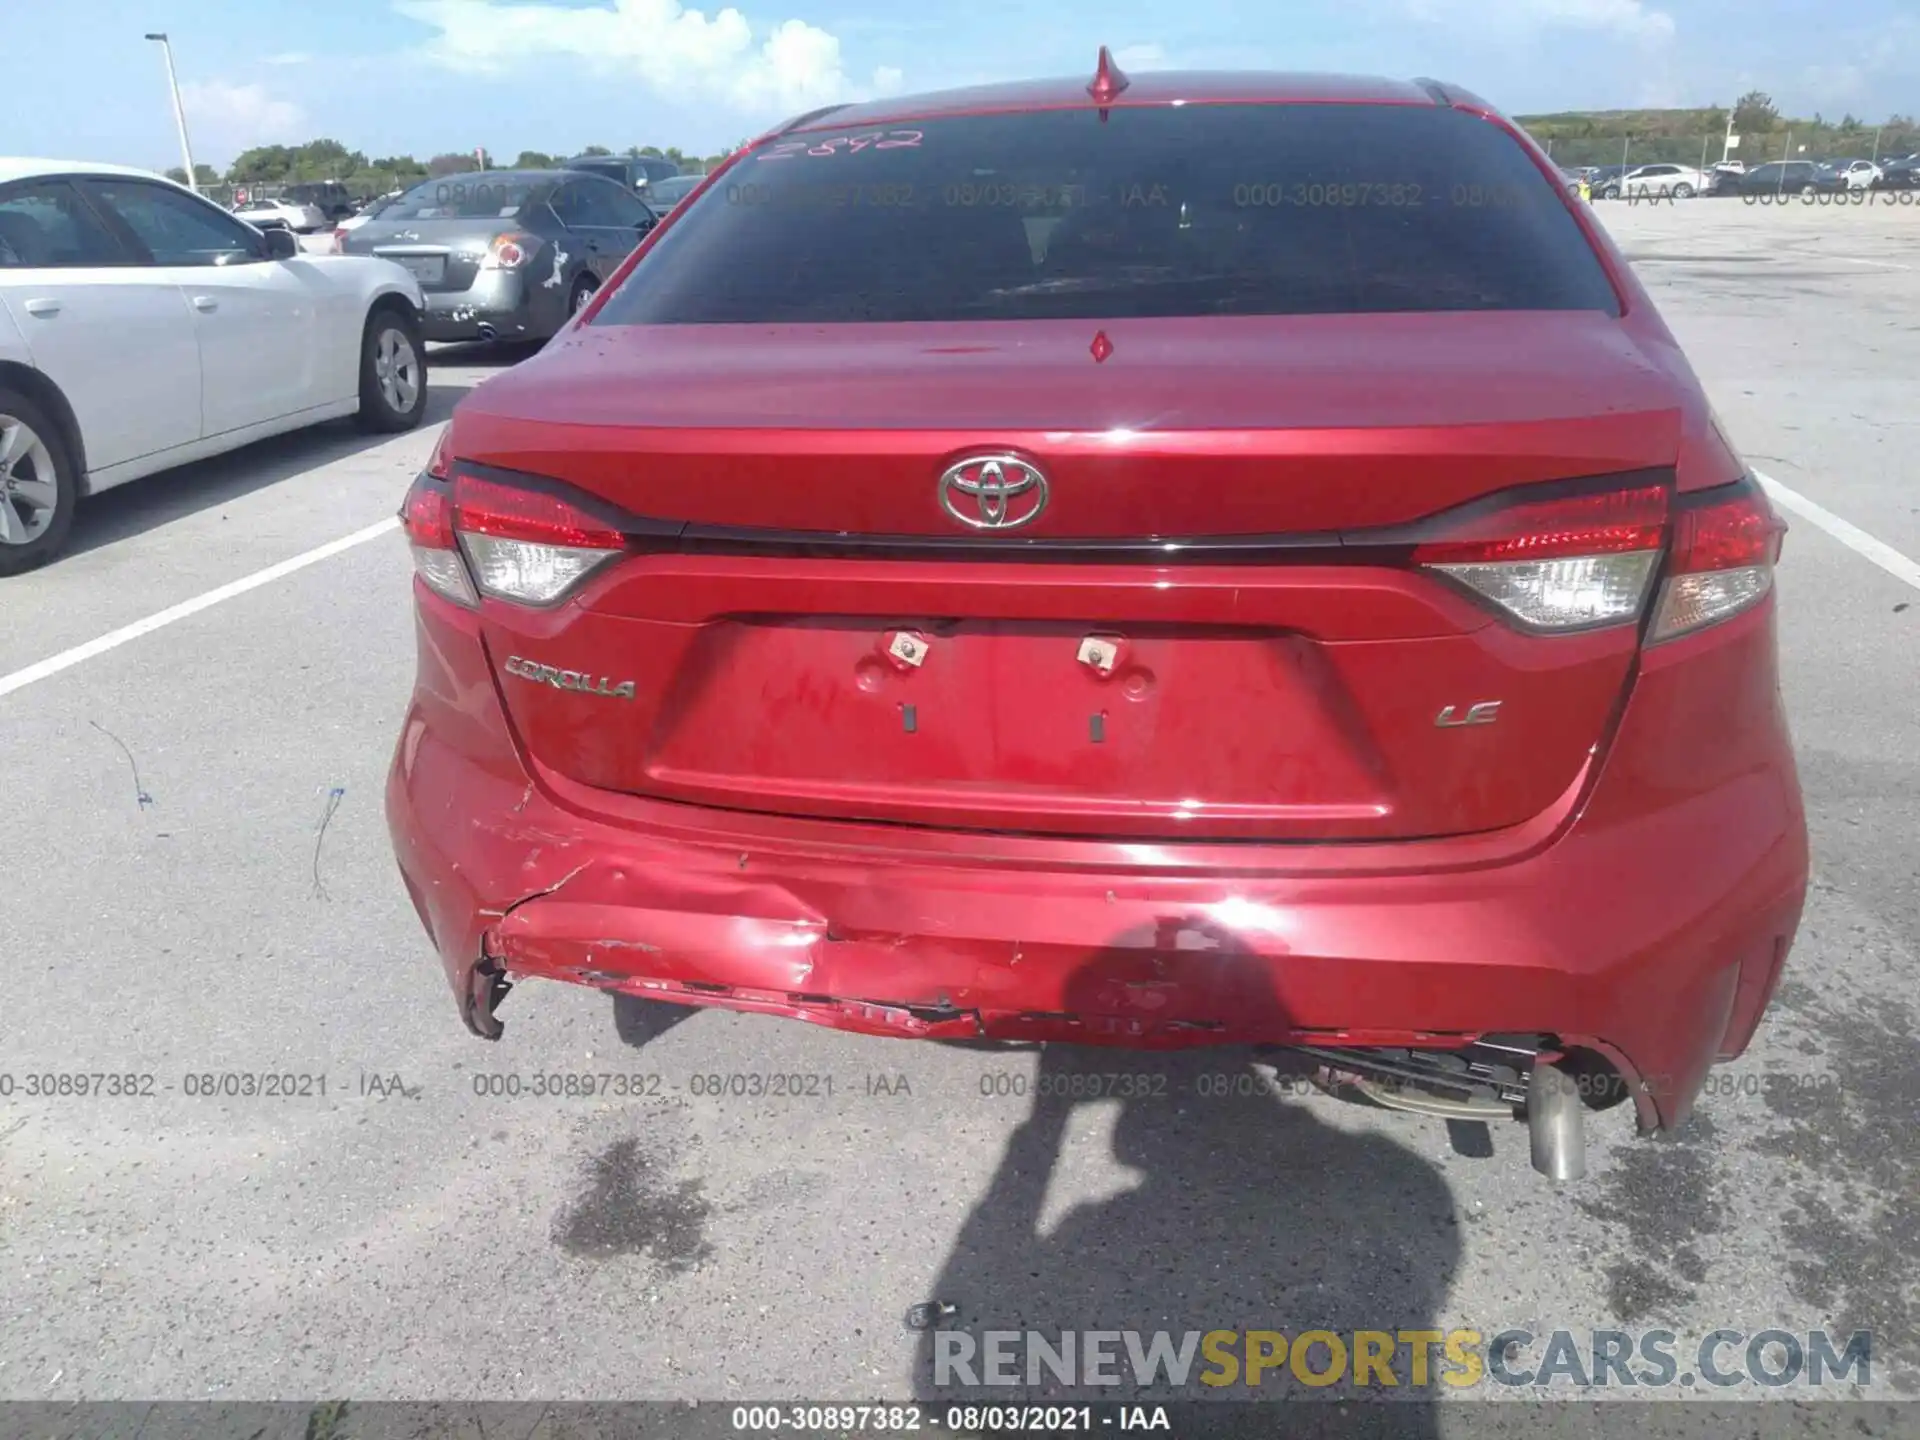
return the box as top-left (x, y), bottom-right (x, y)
top-left (460, 954), bottom-right (513, 1040)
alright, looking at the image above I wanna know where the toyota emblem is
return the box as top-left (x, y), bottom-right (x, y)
top-left (938, 454), bottom-right (1049, 531)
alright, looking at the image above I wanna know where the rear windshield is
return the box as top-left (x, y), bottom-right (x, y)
top-left (569, 160), bottom-right (629, 183)
top-left (383, 174), bottom-right (549, 220)
top-left (594, 103), bottom-right (1620, 325)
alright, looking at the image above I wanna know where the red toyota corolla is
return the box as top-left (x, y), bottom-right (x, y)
top-left (386, 59), bottom-right (1808, 1180)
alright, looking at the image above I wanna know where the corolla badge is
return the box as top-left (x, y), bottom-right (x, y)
top-left (504, 655), bottom-right (637, 701)
top-left (938, 454), bottom-right (1049, 531)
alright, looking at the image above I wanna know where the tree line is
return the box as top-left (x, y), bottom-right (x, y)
top-left (165, 138), bottom-right (747, 195)
top-left (1516, 92), bottom-right (1920, 168)
top-left (167, 94), bottom-right (1920, 194)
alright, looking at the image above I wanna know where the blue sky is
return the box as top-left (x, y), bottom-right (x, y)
top-left (11, 0), bottom-right (1919, 171)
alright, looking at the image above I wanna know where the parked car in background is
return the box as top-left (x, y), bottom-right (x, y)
top-left (329, 191), bottom-right (403, 249)
top-left (1875, 155), bottom-right (1920, 189)
top-left (233, 195), bottom-right (327, 233)
top-left (0, 158), bottom-right (428, 574)
top-left (285, 181), bottom-right (358, 222)
top-left (644, 173), bottom-right (702, 210)
top-left (338, 168), bottom-right (659, 343)
top-left (387, 68), bottom-right (1808, 1185)
top-left (1585, 164), bottom-right (1632, 197)
top-left (1727, 161), bottom-right (1821, 196)
top-left (1823, 159), bottom-right (1881, 191)
top-left (563, 153), bottom-right (680, 199)
top-left (1608, 163), bottom-right (1710, 199)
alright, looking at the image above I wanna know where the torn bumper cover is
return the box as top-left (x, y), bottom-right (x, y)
top-left (385, 686), bottom-right (1806, 1136)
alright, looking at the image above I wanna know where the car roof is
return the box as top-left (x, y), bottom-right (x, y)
top-left (0, 156), bottom-right (183, 187)
top-left (399, 168), bottom-right (576, 190)
top-left (794, 70), bottom-right (1468, 133)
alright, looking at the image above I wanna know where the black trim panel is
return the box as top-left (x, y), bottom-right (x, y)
top-left (447, 459), bottom-right (1680, 567)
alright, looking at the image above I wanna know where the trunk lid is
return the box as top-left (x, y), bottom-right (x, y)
top-left (454, 314), bottom-right (1680, 841)
top-left (345, 219), bottom-right (510, 293)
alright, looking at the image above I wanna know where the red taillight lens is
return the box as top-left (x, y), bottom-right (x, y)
top-left (1413, 483), bottom-right (1669, 632)
top-left (1648, 478), bottom-right (1786, 643)
top-left (398, 468), bottom-right (627, 607)
top-left (481, 233), bottom-right (533, 270)
top-left (399, 475), bottom-right (478, 607)
top-left (1411, 485), bottom-right (1669, 565)
top-left (451, 472), bottom-right (626, 605)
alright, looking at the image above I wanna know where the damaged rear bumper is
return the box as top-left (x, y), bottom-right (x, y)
top-left (384, 600), bottom-right (1806, 1137)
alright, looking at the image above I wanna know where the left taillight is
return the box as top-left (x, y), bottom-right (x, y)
top-left (452, 472), bottom-right (627, 605)
top-left (1412, 482), bottom-right (1669, 632)
top-left (399, 471), bottom-right (478, 607)
top-left (398, 447), bottom-right (627, 610)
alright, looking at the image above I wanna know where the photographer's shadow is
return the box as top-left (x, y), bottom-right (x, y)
top-left (912, 917), bottom-right (1459, 1433)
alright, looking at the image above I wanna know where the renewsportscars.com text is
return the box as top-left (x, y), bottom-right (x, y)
top-left (933, 1328), bottom-right (1871, 1391)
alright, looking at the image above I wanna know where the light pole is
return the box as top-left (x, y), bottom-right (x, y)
top-left (144, 32), bottom-right (198, 191)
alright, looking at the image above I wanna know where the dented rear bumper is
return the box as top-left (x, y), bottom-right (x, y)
top-left (385, 588), bottom-right (1807, 1134)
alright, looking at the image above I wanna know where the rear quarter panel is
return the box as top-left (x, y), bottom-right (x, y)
top-left (296, 255), bottom-right (425, 402)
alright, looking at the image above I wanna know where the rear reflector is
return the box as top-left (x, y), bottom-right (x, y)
top-left (1414, 483), bottom-right (1668, 632)
top-left (1648, 477), bottom-right (1786, 643)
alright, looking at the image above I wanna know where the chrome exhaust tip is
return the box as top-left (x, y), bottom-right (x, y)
top-left (1528, 1059), bottom-right (1587, 1181)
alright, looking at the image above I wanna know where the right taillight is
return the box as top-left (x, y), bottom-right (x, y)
top-left (1647, 477), bottom-right (1787, 643)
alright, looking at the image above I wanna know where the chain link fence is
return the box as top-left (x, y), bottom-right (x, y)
top-left (1535, 130), bottom-right (1920, 171)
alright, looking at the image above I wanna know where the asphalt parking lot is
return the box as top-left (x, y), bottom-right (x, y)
top-left (1, 197), bottom-right (1916, 1429)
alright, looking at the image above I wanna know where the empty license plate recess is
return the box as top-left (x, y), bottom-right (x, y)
top-left (389, 254), bottom-right (444, 284)
top-left (633, 618), bottom-right (1396, 836)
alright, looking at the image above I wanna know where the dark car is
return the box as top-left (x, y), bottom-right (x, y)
top-left (1586, 163), bottom-right (1632, 197)
top-left (564, 153), bottom-right (681, 199)
top-left (1728, 161), bottom-right (1822, 196)
top-left (387, 64), bottom-right (1807, 1184)
top-left (339, 169), bottom-right (659, 343)
top-left (644, 173), bottom-right (702, 209)
top-left (1874, 155), bottom-right (1920, 189)
top-left (285, 181), bottom-right (357, 222)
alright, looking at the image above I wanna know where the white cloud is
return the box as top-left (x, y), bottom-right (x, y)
top-left (1406, 0), bottom-right (1674, 43)
top-left (393, 0), bottom-right (893, 113)
top-left (263, 51), bottom-right (313, 66)
top-left (1796, 18), bottom-right (1918, 113)
top-left (179, 80), bottom-right (308, 156)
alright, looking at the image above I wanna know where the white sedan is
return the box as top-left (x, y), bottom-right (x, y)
top-left (0, 158), bottom-right (429, 575)
top-left (233, 196), bottom-right (328, 233)
top-left (1607, 163), bottom-right (1711, 199)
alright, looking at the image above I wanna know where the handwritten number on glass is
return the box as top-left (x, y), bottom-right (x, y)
top-left (759, 130), bottom-right (924, 160)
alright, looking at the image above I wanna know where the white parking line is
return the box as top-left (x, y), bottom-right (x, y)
top-left (1756, 470), bottom-right (1920, 592)
top-left (0, 517), bottom-right (401, 701)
